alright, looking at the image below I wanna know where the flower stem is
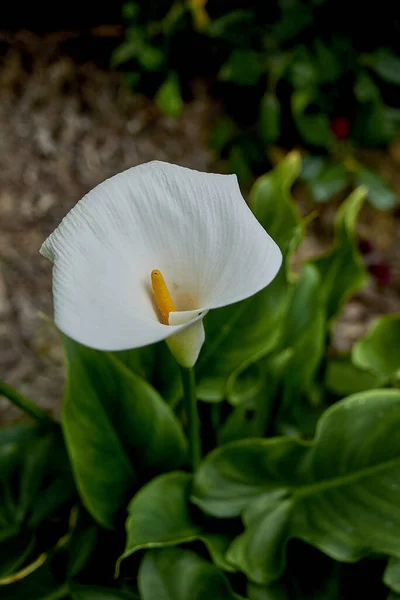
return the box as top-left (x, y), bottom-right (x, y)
top-left (0, 379), bottom-right (55, 428)
top-left (180, 367), bottom-right (201, 470)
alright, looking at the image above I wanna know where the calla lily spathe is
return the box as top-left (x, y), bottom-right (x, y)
top-left (40, 161), bottom-right (282, 367)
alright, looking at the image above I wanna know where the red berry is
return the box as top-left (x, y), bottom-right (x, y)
top-left (331, 117), bottom-right (351, 141)
top-left (369, 263), bottom-right (391, 286)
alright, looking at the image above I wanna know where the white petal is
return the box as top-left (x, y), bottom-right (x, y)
top-left (40, 161), bottom-right (281, 351)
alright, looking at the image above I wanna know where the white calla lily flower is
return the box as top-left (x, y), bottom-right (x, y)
top-left (40, 161), bottom-right (282, 368)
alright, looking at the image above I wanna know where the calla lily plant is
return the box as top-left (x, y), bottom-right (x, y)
top-left (41, 160), bottom-right (282, 468)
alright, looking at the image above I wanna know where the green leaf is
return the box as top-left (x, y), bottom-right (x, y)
top-left (275, 9), bottom-right (312, 42)
top-left (70, 582), bottom-right (139, 600)
top-left (197, 153), bottom-right (302, 396)
top-left (111, 37), bottom-right (141, 67)
top-left (366, 50), bottom-right (400, 85)
top-left (67, 508), bottom-right (99, 578)
top-left (355, 167), bottom-right (398, 211)
top-left (0, 424), bottom-right (74, 531)
top-left (122, 3), bottom-right (140, 22)
top-left (155, 74), bottom-right (184, 117)
top-left (17, 434), bottom-right (57, 522)
top-left (248, 582), bottom-right (288, 600)
top-left (260, 95), bottom-right (281, 144)
top-left (0, 422), bottom-right (40, 482)
top-left (192, 390), bottom-right (400, 583)
top-left (385, 557), bottom-right (400, 593)
top-left (300, 154), bottom-right (325, 182)
top-left (219, 50), bottom-right (263, 86)
top-left (220, 350), bottom-right (293, 442)
top-left (0, 562), bottom-right (64, 600)
top-left (325, 358), bottom-right (385, 396)
top-left (62, 336), bottom-right (186, 528)
top-left (137, 44), bottom-right (165, 72)
top-left (228, 145), bottom-right (254, 189)
top-left (250, 151), bottom-right (302, 257)
top-left (352, 314), bottom-right (400, 381)
top-left (311, 187), bottom-right (367, 321)
top-left (138, 547), bottom-right (239, 600)
top-left (218, 398), bottom-right (264, 445)
top-left (209, 117), bottom-right (236, 153)
top-left (291, 91), bottom-right (334, 148)
top-left (119, 471), bottom-right (234, 573)
top-left (310, 163), bottom-right (350, 203)
top-left (353, 101), bottom-right (400, 146)
top-left (280, 264), bottom-right (325, 410)
top-left (0, 531), bottom-right (35, 577)
top-left (313, 39), bottom-right (341, 83)
top-left (354, 72), bottom-right (380, 103)
top-left (205, 10), bottom-right (253, 42)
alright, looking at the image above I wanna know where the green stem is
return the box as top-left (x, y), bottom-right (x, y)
top-left (42, 583), bottom-right (70, 600)
top-left (0, 380), bottom-right (55, 427)
top-left (180, 367), bottom-right (201, 470)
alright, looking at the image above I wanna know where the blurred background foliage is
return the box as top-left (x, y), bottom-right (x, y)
top-left (111, 0), bottom-right (400, 207)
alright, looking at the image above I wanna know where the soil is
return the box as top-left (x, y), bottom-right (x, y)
top-left (1, 31), bottom-right (399, 424)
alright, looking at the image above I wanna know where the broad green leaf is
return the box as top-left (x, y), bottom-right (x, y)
top-left (250, 151), bottom-right (302, 256)
top-left (28, 472), bottom-right (76, 528)
top-left (260, 94), bottom-right (281, 143)
top-left (199, 268), bottom-right (287, 393)
top-left (311, 187), bottom-right (367, 321)
top-left (137, 44), bottom-right (164, 71)
top-left (353, 101), bottom-right (400, 146)
top-left (355, 167), bottom-right (397, 211)
top-left (291, 91), bottom-right (334, 148)
top-left (67, 508), bottom-right (99, 578)
top-left (313, 39), bottom-right (341, 83)
top-left (156, 74), bottom-right (184, 117)
top-left (17, 434), bottom-right (58, 522)
top-left (354, 72), bottom-right (380, 103)
top-left (366, 50), bottom-right (400, 85)
top-left (352, 314), bottom-right (400, 381)
top-left (385, 557), bottom-right (400, 593)
top-left (119, 471), bottom-right (234, 573)
top-left (280, 265), bottom-right (325, 410)
top-left (70, 582), bottom-right (139, 600)
top-left (192, 390), bottom-right (400, 583)
top-left (62, 336), bottom-right (186, 528)
top-left (218, 397), bottom-right (265, 444)
top-left (219, 49), bottom-right (263, 86)
top-left (248, 582), bottom-right (288, 600)
top-left (325, 358), bottom-right (385, 396)
top-left (113, 346), bottom-right (156, 381)
top-left (138, 547), bottom-right (239, 600)
top-left (0, 424), bottom-right (74, 531)
top-left (220, 350), bottom-right (293, 442)
top-left (310, 163), bottom-right (350, 203)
